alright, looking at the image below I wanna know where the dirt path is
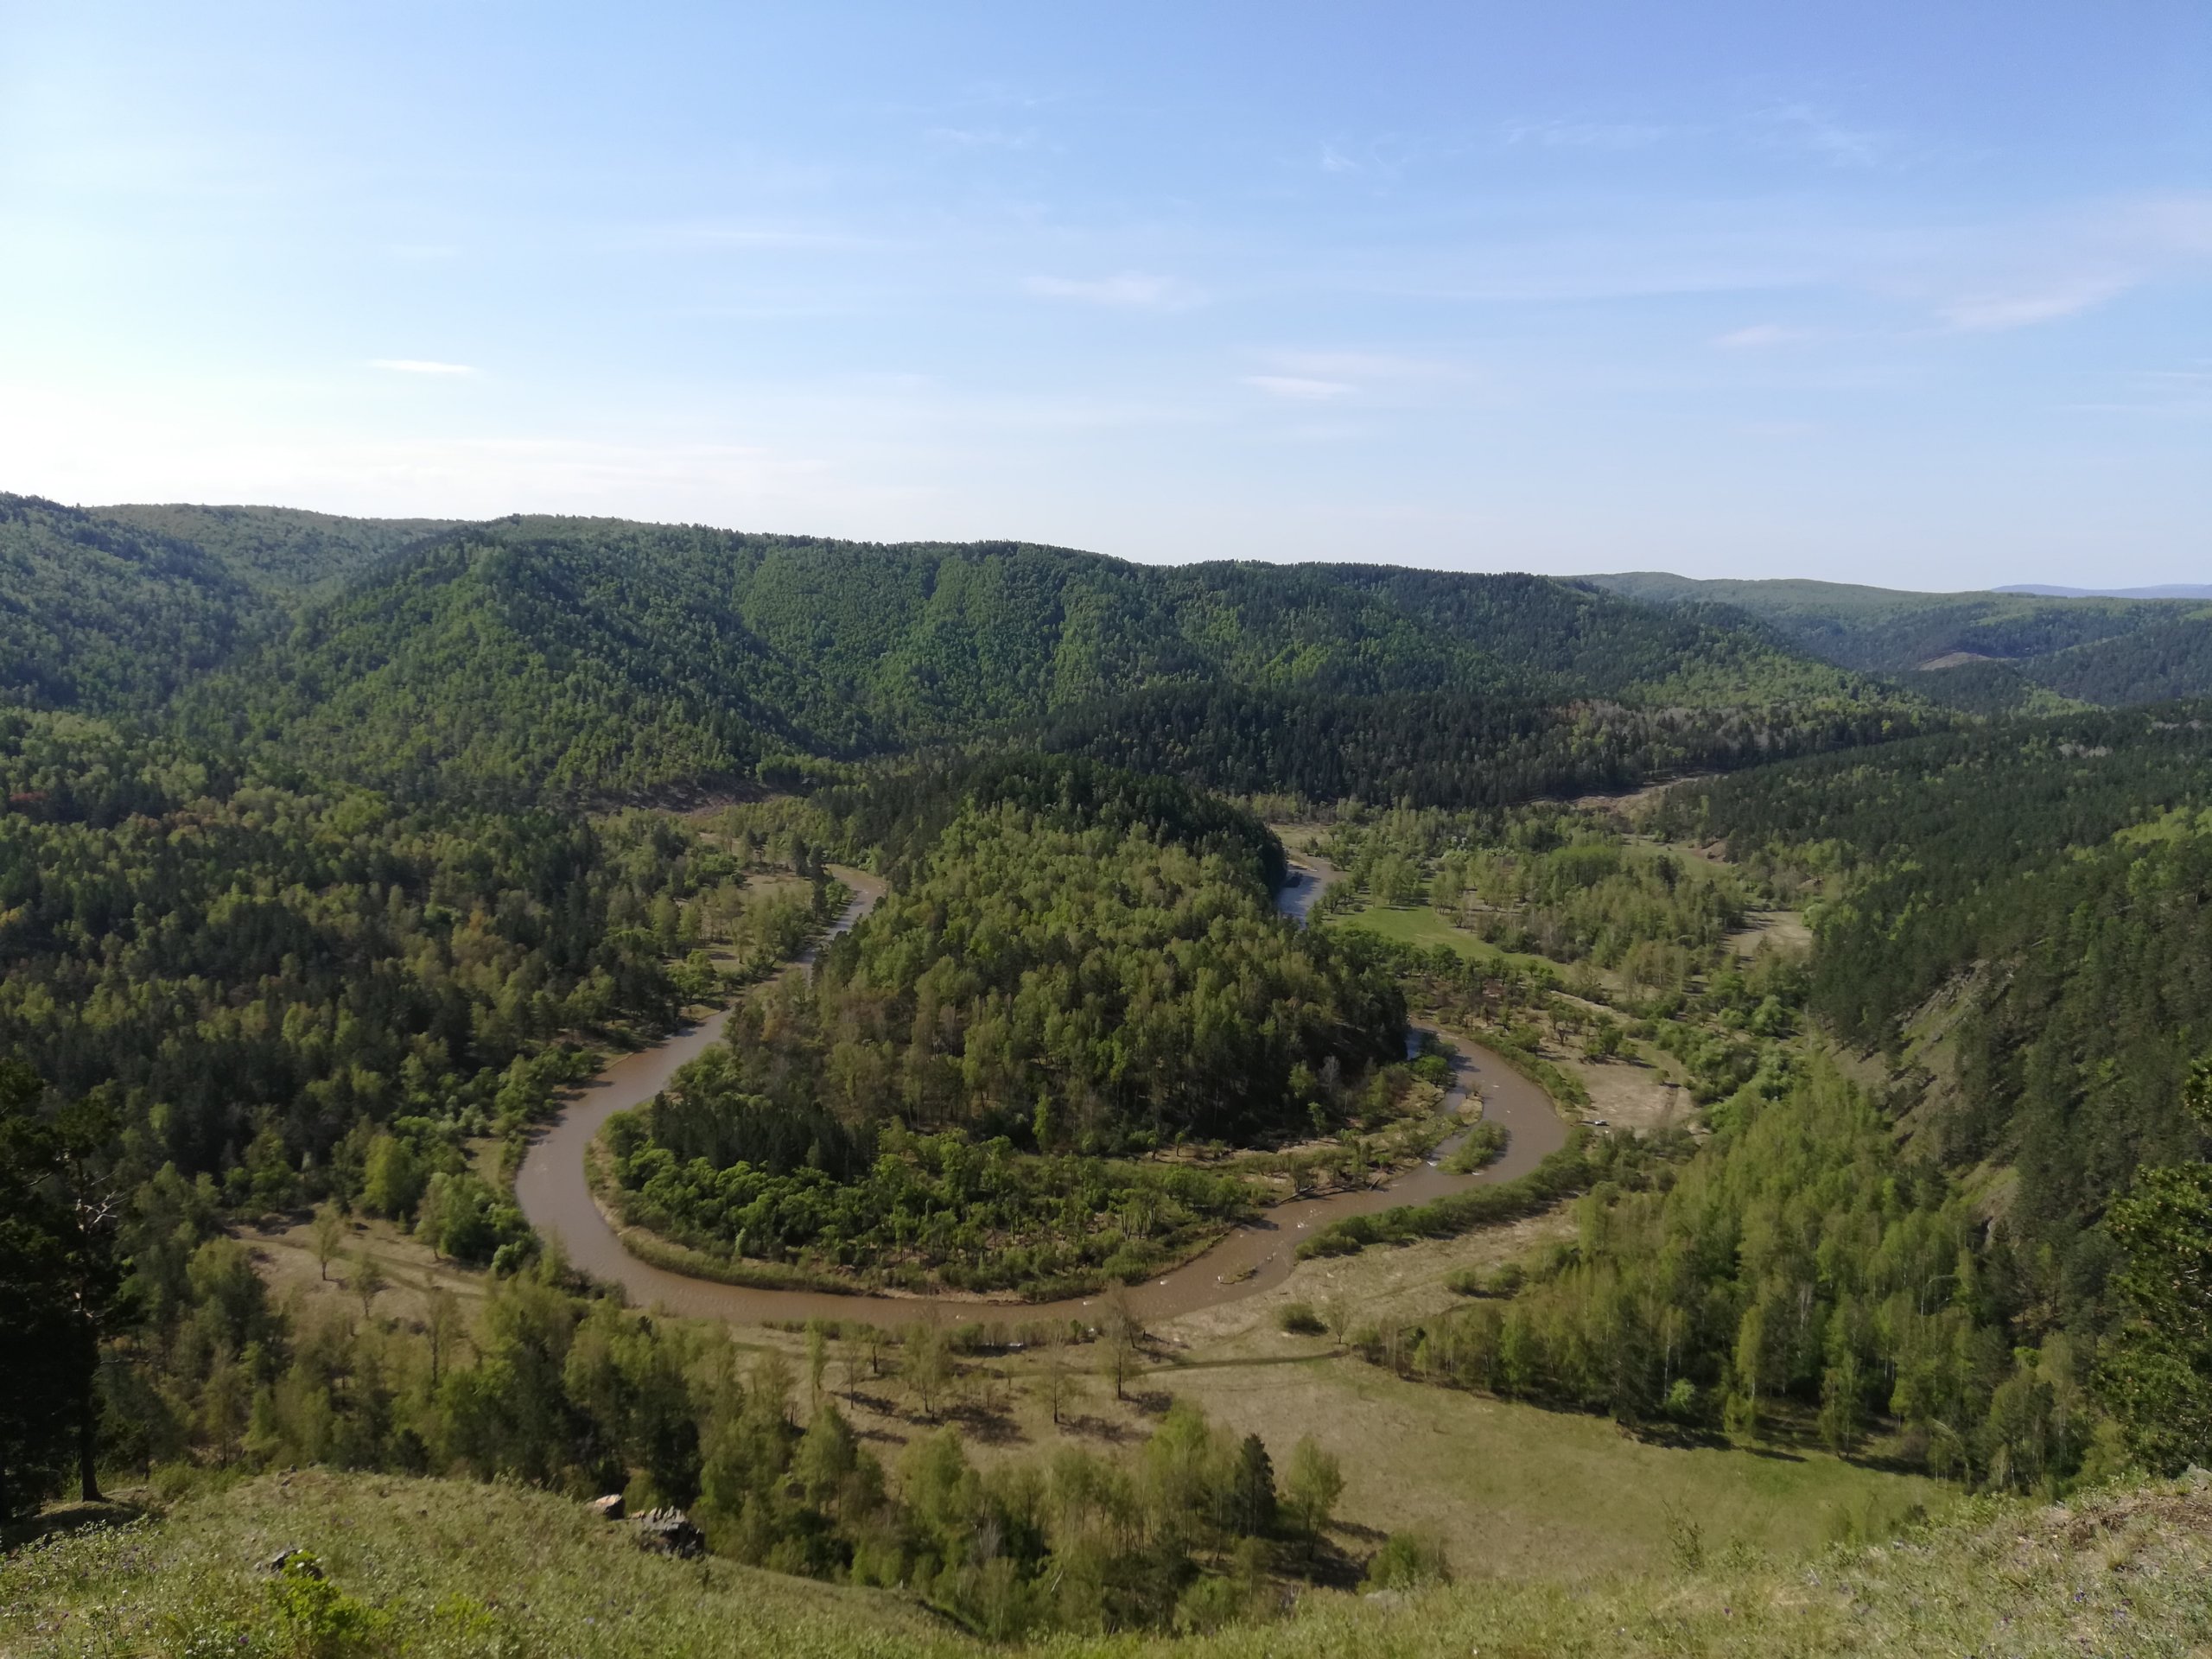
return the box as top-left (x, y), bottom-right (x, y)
top-left (515, 853), bottom-right (1567, 1330)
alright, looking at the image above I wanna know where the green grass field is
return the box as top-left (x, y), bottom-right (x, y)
top-left (1147, 1351), bottom-right (1939, 1580)
top-left (1325, 904), bottom-right (1556, 975)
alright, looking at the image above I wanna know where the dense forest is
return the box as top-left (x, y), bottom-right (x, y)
top-left (0, 708), bottom-right (744, 1182)
top-left (1357, 1054), bottom-right (2101, 1491)
top-left (1632, 709), bottom-right (2212, 1471)
top-left (0, 495), bottom-right (461, 714)
top-left (1030, 683), bottom-right (1928, 809)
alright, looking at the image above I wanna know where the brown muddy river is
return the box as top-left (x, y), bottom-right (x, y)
top-left (514, 855), bottom-right (1567, 1328)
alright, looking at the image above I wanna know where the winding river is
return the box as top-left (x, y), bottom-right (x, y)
top-left (514, 855), bottom-right (1567, 1327)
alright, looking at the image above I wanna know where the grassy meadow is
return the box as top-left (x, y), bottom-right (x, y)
top-left (9, 1467), bottom-right (2209, 1657)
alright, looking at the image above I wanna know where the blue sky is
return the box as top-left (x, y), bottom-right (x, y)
top-left (2, 3), bottom-right (2206, 588)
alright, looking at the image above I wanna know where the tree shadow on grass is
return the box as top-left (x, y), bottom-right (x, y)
top-left (1063, 1414), bottom-right (1138, 1445)
top-left (4, 1497), bottom-right (148, 1550)
top-left (944, 1400), bottom-right (1027, 1446)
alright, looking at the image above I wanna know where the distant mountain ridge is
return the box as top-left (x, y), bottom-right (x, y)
top-left (1997, 582), bottom-right (2212, 600)
top-left (181, 517), bottom-right (1892, 801)
top-left (0, 493), bottom-right (1913, 806)
top-left (1584, 569), bottom-right (2212, 715)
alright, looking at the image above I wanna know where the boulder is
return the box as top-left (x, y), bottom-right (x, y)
top-left (633, 1506), bottom-right (706, 1559)
top-left (586, 1493), bottom-right (626, 1521)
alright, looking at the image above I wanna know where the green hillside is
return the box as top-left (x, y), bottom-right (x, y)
top-left (98, 501), bottom-right (462, 594)
top-left (0, 498), bottom-right (1927, 805)
top-left (1586, 569), bottom-right (2212, 711)
top-left (1656, 706), bottom-right (2212, 1458)
top-left (8, 1467), bottom-right (2209, 1657)
top-left (181, 517), bottom-right (1908, 803)
top-left (0, 496), bottom-right (460, 716)
top-left (0, 494), bottom-right (269, 712)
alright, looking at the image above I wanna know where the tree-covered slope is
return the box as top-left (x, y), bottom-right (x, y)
top-left (0, 496), bottom-right (467, 716)
top-left (0, 493), bottom-right (1922, 804)
top-left (0, 494), bottom-right (270, 712)
top-left (1658, 705), bottom-right (2212, 1338)
top-left (180, 522), bottom-right (880, 802)
top-left (0, 706), bottom-right (728, 1184)
top-left (1032, 683), bottom-right (1931, 810)
top-left (97, 501), bottom-right (462, 594)
top-left (186, 517), bottom-right (1903, 802)
top-left (1587, 570), bottom-right (2212, 710)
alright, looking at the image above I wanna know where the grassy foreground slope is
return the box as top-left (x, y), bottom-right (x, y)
top-left (9, 1469), bottom-right (2212, 1656)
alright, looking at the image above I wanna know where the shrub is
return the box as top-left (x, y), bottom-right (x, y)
top-left (1363, 1529), bottom-right (1451, 1590)
top-left (1279, 1302), bottom-right (1325, 1336)
top-left (1441, 1120), bottom-right (1508, 1173)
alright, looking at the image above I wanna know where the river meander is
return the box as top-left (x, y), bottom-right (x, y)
top-left (514, 855), bottom-right (1567, 1327)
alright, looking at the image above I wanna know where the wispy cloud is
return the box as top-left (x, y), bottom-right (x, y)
top-left (1027, 272), bottom-right (1198, 308)
top-left (1712, 323), bottom-right (1811, 350)
top-left (1243, 375), bottom-right (1354, 402)
top-left (370, 359), bottom-right (477, 375)
top-left (1760, 102), bottom-right (1886, 168)
top-left (1942, 274), bottom-right (2133, 332)
top-left (1313, 133), bottom-right (1431, 181)
top-left (1504, 118), bottom-right (1671, 151)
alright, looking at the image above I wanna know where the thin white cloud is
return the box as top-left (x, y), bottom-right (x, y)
top-left (1243, 375), bottom-right (1353, 403)
top-left (1027, 272), bottom-right (1198, 309)
top-left (1942, 275), bottom-right (2133, 332)
top-left (1712, 323), bottom-right (1810, 350)
top-left (1319, 143), bottom-right (1358, 175)
top-left (1761, 102), bottom-right (1887, 168)
top-left (370, 359), bottom-right (477, 375)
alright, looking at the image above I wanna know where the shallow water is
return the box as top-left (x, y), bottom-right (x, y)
top-left (514, 853), bottom-right (1566, 1328)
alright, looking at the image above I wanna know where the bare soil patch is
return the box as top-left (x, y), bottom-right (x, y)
top-left (1725, 908), bottom-right (1811, 957)
top-left (1566, 1057), bottom-right (1693, 1134)
top-left (249, 1212), bottom-right (490, 1330)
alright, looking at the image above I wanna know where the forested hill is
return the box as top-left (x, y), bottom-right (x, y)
top-left (0, 495), bottom-right (265, 712)
top-left (0, 493), bottom-right (457, 715)
top-left (97, 501), bottom-right (464, 594)
top-left (1658, 703), bottom-right (2212, 1332)
top-left (0, 494), bottom-right (1925, 805)
top-left (168, 512), bottom-right (1904, 802)
top-left (1586, 569), bottom-right (2212, 714)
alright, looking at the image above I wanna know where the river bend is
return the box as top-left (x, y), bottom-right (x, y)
top-left (515, 855), bottom-right (1567, 1326)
